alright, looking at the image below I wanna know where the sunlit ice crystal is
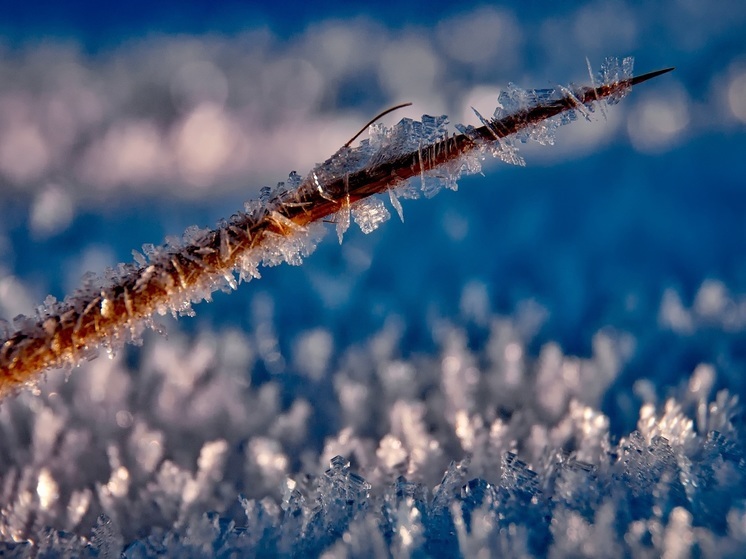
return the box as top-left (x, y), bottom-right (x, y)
top-left (351, 197), bottom-right (390, 234)
top-left (600, 56), bottom-right (635, 104)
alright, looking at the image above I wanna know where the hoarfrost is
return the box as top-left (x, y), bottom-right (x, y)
top-left (259, 221), bottom-right (326, 268)
top-left (600, 56), bottom-right (635, 104)
top-left (2, 304), bottom-right (745, 556)
top-left (351, 197), bottom-right (390, 234)
top-left (335, 194), bottom-right (351, 244)
top-left (293, 328), bottom-right (334, 381)
top-left (472, 105), bottom-right (526, 167)
top-left (90, 515), bottom-right (124, 559)
top-left (388, 188), bottom-right (404, 222)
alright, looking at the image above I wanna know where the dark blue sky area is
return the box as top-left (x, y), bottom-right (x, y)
top-left (4, 1), bottom-right (423, 44)
top-left (0, 1), bottom-right (559, 47)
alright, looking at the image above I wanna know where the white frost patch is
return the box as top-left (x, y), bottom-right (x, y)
top-left (175, 103), bottom-right (245, 188)
top-left (36, 468), bottom-right (59, 511)
top-left (30, 184), bottom-right (74, 238)
top-left (727, 69), bottom-right (746, 123)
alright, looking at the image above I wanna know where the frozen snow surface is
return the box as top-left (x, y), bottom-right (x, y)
top-left (0, 308), bottom-right (744, 558)
top-left (2, 1), bottom-right (746, 557)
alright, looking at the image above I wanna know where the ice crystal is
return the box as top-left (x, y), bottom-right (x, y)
top-left (599, 56), bottom-right (635, 104)
top-left (351, 197), bottom-right (391, 234)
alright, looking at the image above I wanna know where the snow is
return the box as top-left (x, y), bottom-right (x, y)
top-left (1, 292), bottom-right (744, 556)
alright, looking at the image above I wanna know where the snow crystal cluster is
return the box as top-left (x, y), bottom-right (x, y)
top-left (0, 290), bottom-right (744, 557)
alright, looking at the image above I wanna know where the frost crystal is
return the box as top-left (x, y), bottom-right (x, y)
top-left (335, 195), bottom-right (351, 244)
top-left (599, 56), bottom-right (635, 104)
top-left (0, 301), bottom-right (743, 557)
top-left (388, 189), bottom-right (404, 222)
top-left (351, 197), bottom-right (390, 234)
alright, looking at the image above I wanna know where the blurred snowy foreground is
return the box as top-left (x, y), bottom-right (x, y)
top-left (1, 2), bottom-right (746, 557)
top-left (0, 296), bottom-right (744, 557)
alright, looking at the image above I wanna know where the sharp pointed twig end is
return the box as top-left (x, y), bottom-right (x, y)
top-left (630, 67), bottom-right (675, 87)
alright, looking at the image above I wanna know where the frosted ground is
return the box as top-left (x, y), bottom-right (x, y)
top-left (1, 1), bottom-right (746, 557)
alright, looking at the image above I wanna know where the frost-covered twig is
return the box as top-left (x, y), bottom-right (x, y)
top-left (0, 59), bottom-right (672, 396)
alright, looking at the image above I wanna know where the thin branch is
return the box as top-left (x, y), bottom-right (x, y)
top-left (0, 63), bottom-right (673, 397)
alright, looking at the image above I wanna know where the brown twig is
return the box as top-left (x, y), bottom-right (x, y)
top-left (0, 66), bottom-right (673, 397)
